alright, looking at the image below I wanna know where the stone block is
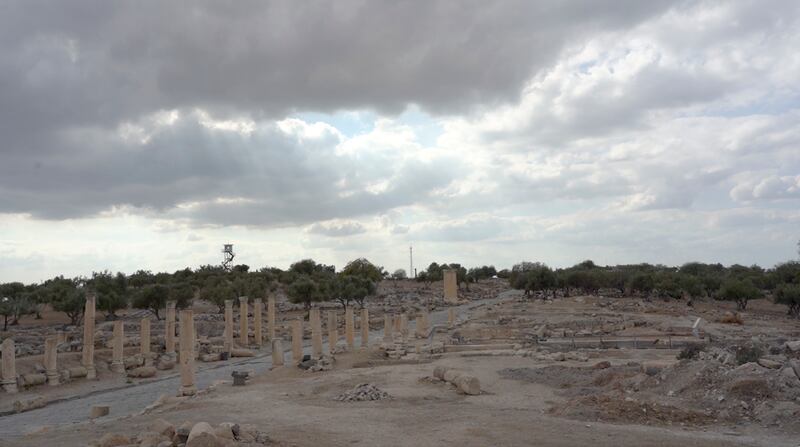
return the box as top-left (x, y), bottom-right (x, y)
top-left (128, 366), bottom-right (157, 378)
top-left (90, 405), bottom-right (110, 419)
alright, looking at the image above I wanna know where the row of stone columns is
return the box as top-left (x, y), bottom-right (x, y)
top-left (287, 307), bottom-right (375, 365)
top-left (222, 296), bottom-right (278, 352)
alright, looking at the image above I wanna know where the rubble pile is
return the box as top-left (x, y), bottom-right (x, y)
top-left (334, 383), bottom-right (390, 402)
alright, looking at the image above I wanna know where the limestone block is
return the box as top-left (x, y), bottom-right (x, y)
top-left (443, 369), bottom-right (462, 383)
top-left (187, 422), bottom-right (219, 447)
top-left (67, 366), bottom-right (88, 378)
top-left (231, 348), bottom-right (255, 357)
top-left (138, 432), bottom-right (170, 447)
top-left (128, 366), bottom-right (157, 378)
top-left (20, 373), bottom-right (46, 387)
top-left (455, 375), bottom-right (481, 395)
top-left (13, 396), bottom-right (46, 413)
top-left (200, 353), bottom-right (222, 362)
top-left (92, 433), bottom-right (131, 447)
top-left (90, 405), bottom-right (110, 418)
top-left (151, 418), bottom-right (176, 439)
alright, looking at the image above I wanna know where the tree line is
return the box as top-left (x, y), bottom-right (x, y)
top-left (507, 259), bottom-right (800, 317)
top-left (0, 257), bottom-right (389, 329)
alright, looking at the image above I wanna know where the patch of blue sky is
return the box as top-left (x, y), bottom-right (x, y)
top-left (294, 105), bottom-right (443, 146)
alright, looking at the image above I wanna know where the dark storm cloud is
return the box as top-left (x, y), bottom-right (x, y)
top-left (0, 0), bottom-right (677, 222)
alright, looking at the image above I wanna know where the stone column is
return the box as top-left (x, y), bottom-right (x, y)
top-left (400, 313), bottom-right (409, 340)
top-left (178, 310), bottom-right (196, 396)
top-left (224, 299), bottom-right (234, 354)
top-left (267, 296), bottom-right (277, 341)
top-left (345, 307), bottom-right (355, 350)
top-left (383, 313), bottom-right (392, 342)
top-left (110, 321), bottom-right (125, 374)
top-left (448, 308), bottom-right (455, 328)
top-left (310, 308), bottom-right (323, 358)
top-left (239, 297), bottom-right (249, 347)
top-left (44, 336), bottom-right (60, 386)
top-left (253, 298), bottom-right (263, 348)
top-left (394, 314), bottom-right (401, 332)
top-left (327, 311), bottom-right (338, 354)
top-left (140, 318), bottom-right (151, 364)
top-left (360, 308), bottom-right (369, 348)
top-left (165, 301), bottom-right (177, 357)
top-left (271, 338), bottom-right (284, 366)
top-left (82, 292), bottom-right (97, 379)
top-left (417, 311), bottom-right (428, 338)
top-left (1, 338), bottom-right (17, 393)
top-left (291, 319), bottom-right (303, 364)
top-left (443, 269), bottom-right (458, 303)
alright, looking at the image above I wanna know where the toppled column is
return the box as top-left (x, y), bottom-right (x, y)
top-left (360, 308), bottom-right (369, 348)
top-left (291, 319), bottom-right (303, 364)
top-left (110, 321), bottom-right (125, 374)
top-left (178, 310), bottom-right (196, 396)
top-left (239, 296), bottom-right (249, 348)
top-left (271, 338), bottom-right (284, 366)
top-left (44, 336), bottom-right (59, 385)
top-left (1, 338), bottom-right (18, 393)
top-left (253, 298), bottom-right (263, 348)
top-left (383, 314), bottom-right (392, 342)
top-left (432, 366), bottom-right (481, 395)
top-left (345, 307), bottom-right (355, 350)
top-left (448, 308), bottom-right (455, 328)
top-left (224, 299), bottom-right (234, 354)
top-left (140, 318), bottom-right (151, 364)
top-left (267, 296), bottom-right (276, 341)
top-left (82, 292), bottom-right (97, 379)
top-left (310, 308), bottom-right (323, 358)
top-left (327, 311), bottom-right (338, 354)
top-left (165, 300), bottom-right (176, 357)
top-left (443, 269), bottom-right (458, 303)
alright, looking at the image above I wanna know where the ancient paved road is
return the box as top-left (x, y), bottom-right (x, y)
top-left (0, 289), bottom-right (516, 439)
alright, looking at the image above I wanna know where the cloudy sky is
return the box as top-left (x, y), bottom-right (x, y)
top-left (1, 0), bottom-right (799, 283)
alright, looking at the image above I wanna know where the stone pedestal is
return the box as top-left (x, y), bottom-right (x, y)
top-left (1, 338), bottom-right (18, 393)
top-left (271, 338), bottom-right (284, 366)
top-left (310, 308), bottom-right (323, 358)
top-left (239, 297), bottom-right (249, 348)
top-left (44, 336), bottom-right (60, 385)
top-left (345, 307), bottom-right (355, 350)
top-left (224, 299), bottom-right (234, 354)
top-left (360, 308), bottom-right (369, 348)
top-left (291, 319), bottom-right (303, 364)
top-left (253, 298), bottom-right (263, 348)
top-left (110, 321), bottom-right (125, 374)
top-left (267, 297), bottom-right (276, 341)
top-left (140, 318), bottom-right (151, 364)
top-left (383, 314), bottom-right (392, 342)
top-left (178, 310), bottom-right (196, 396)
top-left (444, 269), bottom-right (458, 303)
top-left (165, 301), bottom-right (177, 356)
top-left (328, 311), bottom-right (338, 354)
top-left (82, 292), bottom-right (97, 379)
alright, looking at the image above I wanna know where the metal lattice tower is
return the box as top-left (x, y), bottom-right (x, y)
top-left (222, 244), bottom-right (235, 270)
